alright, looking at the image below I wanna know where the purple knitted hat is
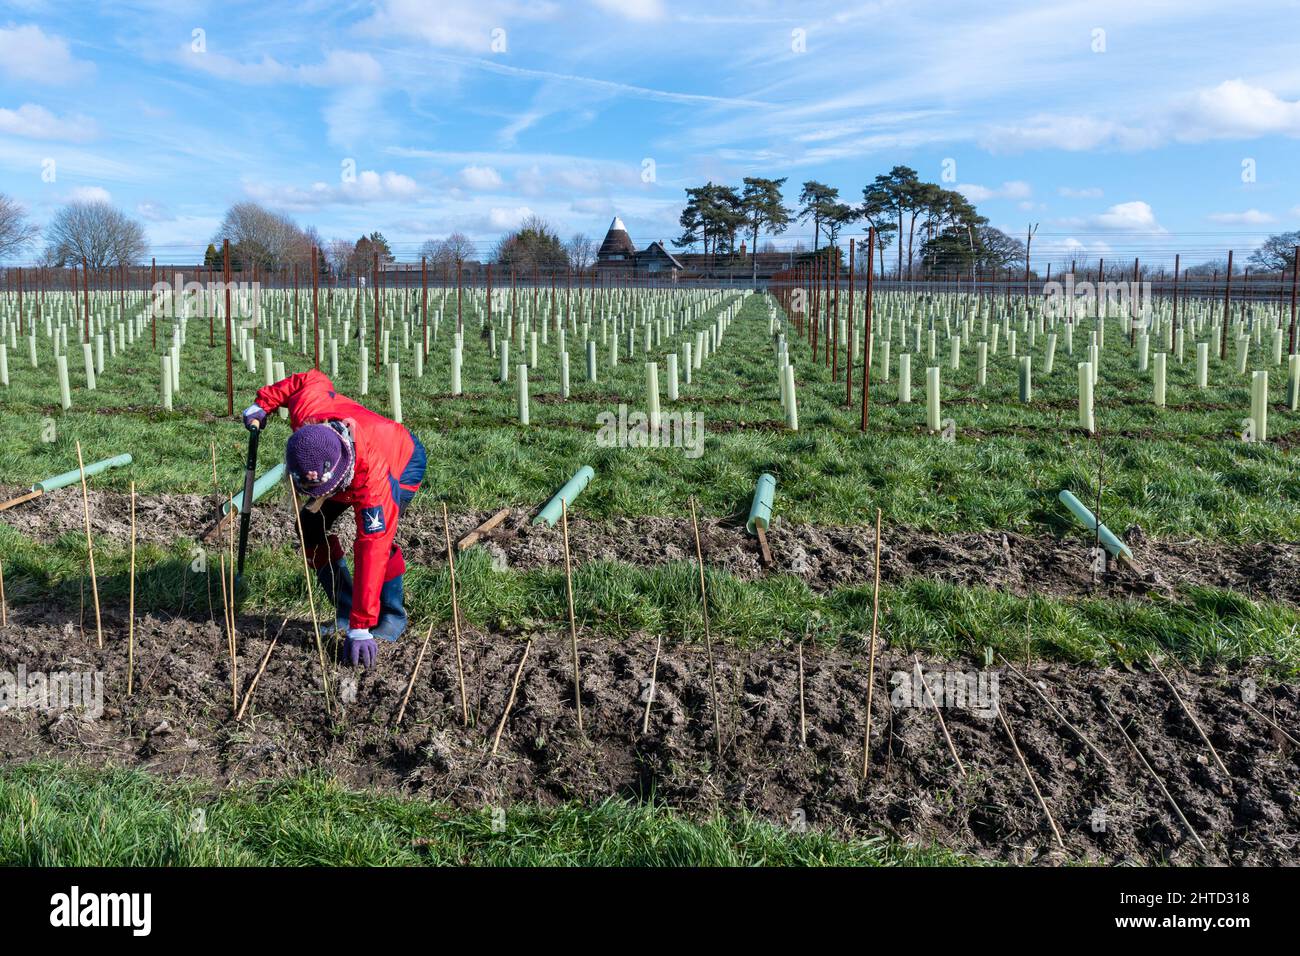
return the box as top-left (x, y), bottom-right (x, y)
top-left (286, 423), bottom-right (354, 498)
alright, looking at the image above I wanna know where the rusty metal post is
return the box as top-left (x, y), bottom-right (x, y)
top-left (223, 239), bottom-right (234, 416)
top-left (1221, 250), bottom-right (1233, 359)
top-left (312, 245), bottom-right (320, 370)
top-left (861, 226), bottom-right (875, 431)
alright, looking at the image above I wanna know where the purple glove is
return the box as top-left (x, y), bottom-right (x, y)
top-left (345, 628), bottom-right (377, 668)
top-left (242, 403), bottom-right (267, 431)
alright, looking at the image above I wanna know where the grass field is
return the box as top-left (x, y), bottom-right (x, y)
top-left (2, 283), bottom-right (1297, 865)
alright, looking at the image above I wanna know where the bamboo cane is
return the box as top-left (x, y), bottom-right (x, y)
top-left (395, 620), bottom-right (437, 726)
top-left (561, 498), bottom-right (583, 732)
top-left (236, 616), bottom-right (289, 721)
top-left (491, 639), bottom-right (531, 756)
top-left (289, 484), bottom-right (333, 717)
top-left (862, 508), bottom-right (883, 780)
top-left (997, 653), bottom-right (1114, 769)
top-left (74, 441), bottom-right (102, 649)
top-left (442, 502), bottom-right (469, 726)
top-left (1147, 652), bottom-right (1230, 778)
top-left (127, 482), bottom-right (136, 696)
top-left (1101, 697), bottom-right (1206, 853)
top-left (999, 706), bottom-right (1065, 850)
top-left (915, 656), bottom-right (966, 776)
top-left (689, 497), bottom-right (723, 761)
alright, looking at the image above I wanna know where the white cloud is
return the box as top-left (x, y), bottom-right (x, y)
top-left (590, 0), bottom-right (664, 20)
top-left (182, 48), bottom-right (382, 87)
top-left (1207, 209), bottom-right (1275, 225)
top-left (0, 103), bottom-right (97, 141)
top-left (244, 170), bottom-right (422, 210)
top-left (1176, 79), bottom-right (1300, 140)
top-left (487, 205), bottom-right (535, 230)
top-left (359, 0), bottom-right (559, 53)
top-left (957, 180), bottom-right (1031, 202)
top-left (136, 201), bottom-right (173, 222)
top-left (1063, 201), bottom-right (1165, 232)
top-left (0, 25), bottom-right (94, 85)
top-left (982, 115), bottom-right (1158, 152)
top-left (459, 164), bottom-right (504, 190)
top-left (68, 186), bottom-right (112, 204)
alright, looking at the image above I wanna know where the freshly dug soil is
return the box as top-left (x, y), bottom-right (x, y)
top-left (6, 487), bottom-right (1300, 607)
top-left (1, 604), bottom-right (1296, 865)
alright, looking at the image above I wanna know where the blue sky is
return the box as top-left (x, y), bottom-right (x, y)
top-left (2, 0), bottom-right (1299, 267)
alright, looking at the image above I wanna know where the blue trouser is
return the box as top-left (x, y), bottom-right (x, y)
top-left (300, 431), bottom-right (426, 639)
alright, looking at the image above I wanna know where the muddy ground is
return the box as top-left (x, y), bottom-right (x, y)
top-left (6, 486), bottom-right (1300, 606)
top-left (0, 604), bottom-right (1296, 865)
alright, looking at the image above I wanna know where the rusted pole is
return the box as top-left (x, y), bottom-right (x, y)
top-left (82, 257), bottom-right (90, 343)
top-left (1290, 245), bottom-right (1298, 355)
top-left (860, 226), bottom-right (875, 431)
top-left (1221, 249), bottom-right (1233, 359)
top-left (223, 239), bottom-right (234, 416)
top-left (311, 245), bottom-right (320, 370)
top-left (1129, 257), bottom-right (1140, 345)
top-left (373, 252), bottom-right (380, 371)
top-left (1171, 254), bottom-right (1180, 333)
top-left (845, 239), bottom-right (855, 405)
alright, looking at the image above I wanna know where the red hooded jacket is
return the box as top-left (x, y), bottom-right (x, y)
top-left (255, 370), bottom-right (415, 630)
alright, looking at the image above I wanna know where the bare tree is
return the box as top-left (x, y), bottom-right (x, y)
top-left (566, 232), bottom-right (595, 270)
top-left (45, 199), bottom-right (147, 268)
top-left (213, 201), bottom-right (313, 271)
top-left (422, 231), bottom-right (475, 271)
top-left (0, 193), bottom-right (39, 261)
top-left (326, 238), bottom-right (356, 277)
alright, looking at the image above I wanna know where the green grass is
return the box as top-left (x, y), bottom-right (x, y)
top-left (0, 762), bottom-right (977, 866)
top-left (2, 290), bottom-right (1297, 538)
top-left (4, 522), bottom-right (1297, 675)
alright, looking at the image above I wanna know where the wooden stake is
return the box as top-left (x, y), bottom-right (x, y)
top-left (642, 635), bottom-right (661, 735)
top-left (74, 441), bottom-right (102, 649)
top-left (561, 498), bottom-right (583, 732)
top-left (456, 507), bottom-right (511, 552)
top-left (998, 653), bottom-right (1113, 769)
top-left (1147, 652), bottom-right (1230, 778)
top-left (127, 482), bottom-right (136, 696)
top-left (1101, 697), bottom-right (1207, 853)
top-left (491, 639), bottom-right (531, 756)
top-left (689, 497), bottom-right (723, 761)
top-left (861, 508), bottom-right (882, 780)
top-left (998, 706), bottom-right (1065, 850)
top-left (755, 523), bottom-right (773, 567)
top-left (396, 620), bottom-right (437, 726)
top-left (289, 484), bottom-right (333, 718)
top-left (236, 616), bottom-right (288, 722)
top-left (442, 502), bottom-right (469, 726)
top-left (915, 657), bottom-right (966, 776)
top-left (0, 489), bottom-right (43, 513)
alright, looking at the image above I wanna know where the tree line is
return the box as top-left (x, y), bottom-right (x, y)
top-left (675, 167), bottom-right (1036, 281)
